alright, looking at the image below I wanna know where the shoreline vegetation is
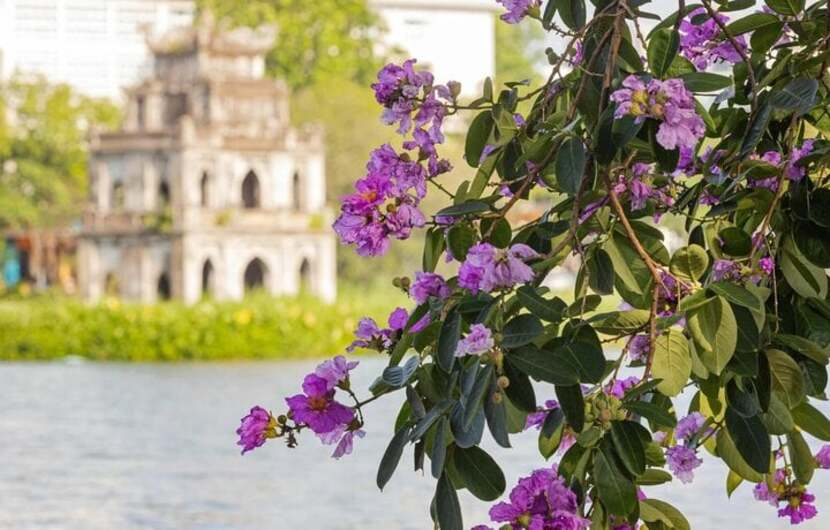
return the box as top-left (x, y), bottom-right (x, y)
top-left (0, 288), bottom-right (407, 361)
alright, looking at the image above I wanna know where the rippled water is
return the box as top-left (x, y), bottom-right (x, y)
top-left (0, 359), bottom-right (827, 529)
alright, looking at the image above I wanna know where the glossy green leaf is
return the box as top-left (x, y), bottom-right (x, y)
top-left (377, 425), bottom-right (412, 490)
top-left (502, 314), bottom-right (544, 349)
top-left (453, 446), bottom-right (506, 501)
top-left (611, 420), bottom-right (647, 476)
top-left (688, 296), bottom-right (737, 375)
top-left (791, 401), bottom-right (830, 441)
top-left (669, 244), bottom-right (709, 281)
top-left (725, 408), bottom-right (771, 475)
top-left (788, 430), bottom-right (816, 484)
top-left (555, 137), bottom-right (586, 195)
top-left (437, 310), bottom-right (462, 372)
top-left (436, 472), bottom-right (463, 530)
top-left (648, 28), bottom-right (680, 78)
top-left (594, 441), bottom-right (638, 516)
top-left (651, 330), bottom-right (692, 397)
top-left (766, 349), bottom-right (805, 409)
top-left (507, 346), bottom-right (579, 385)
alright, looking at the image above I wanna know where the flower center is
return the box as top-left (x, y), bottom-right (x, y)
top-left (308, 396), bottom-right (328, 411)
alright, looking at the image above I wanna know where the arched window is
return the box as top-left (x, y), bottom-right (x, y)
top-left (201, 259), bottom-right (214, 296)
top-left (292, 171), bottom-right (302, 211)
top-left (299, 258), bottom-right (311, 293)
top-left (157, 272), bottom-right (171, 300)
top-left (243, 257), bottom-right (267, 292)
top-left (200, 171), bottom-right (210, 207)
top-left (112, 182), bottom-right (125, 211)
top-left (242, 170), bottom-right (260, 209)
top-left (104, 272), bottom-right (120, 296)
top-left (159, 181), bottom-right (171, 209)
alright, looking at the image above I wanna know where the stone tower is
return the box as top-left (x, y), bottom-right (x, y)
top-left (78, 16), bottom-right (336, 304)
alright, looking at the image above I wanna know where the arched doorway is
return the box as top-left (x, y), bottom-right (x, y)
top-left (201, 259), bottom-right (214, 296)
top-left (104, 272), bottom-right (120, 296)
top-left (112, 182), bottom-right (125, 211)
top-left (292, 171), bottom-right (302, 211)
top-left (242, 170), bottom-right (260, 209)
top-left (158, 180), bottom-right (171, 209)
top-left (299, 258), bottom-right (311, 293)
top-left (157, 272), bottom-right (171, 300)
top-left (200, 171), bottom-right (210, 207)
top-left (243, 258), bottom-right (267, 292)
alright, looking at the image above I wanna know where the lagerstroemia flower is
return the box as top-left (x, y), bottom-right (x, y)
top-left (606, 376), bottom-right (640, 399)
top-left (665, 445), bottom-right (703, 483)
top-left (816, 445), bottom-right (830, 469)
top-left (315, 355), bottom-right (359, 390)
top-left (455, 324), bottom-right (495, 357)
top-left (628, 334), bottom-right (650, 362)
top-left (410, 272), bottom-right (451, 304)
top-left (459, 243), bottom-right (539, 293)
top-left (285, 373), bottom-right (355, 435)
top-left (236, 406), bottom-right (275, 454)
top-left (679, 8), bottom-right (747, 71)
top-left (497, 0), bottom-right (539, 24)
top-left (611, 76), bottom-right (705, 151)
top-left (675, 412), bottom-right (706, 442)
top-left (779, 491), bottom-right (818, 525)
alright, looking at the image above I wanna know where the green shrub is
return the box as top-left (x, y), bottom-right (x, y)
top-left (0, 287), bottom-right (406, 361)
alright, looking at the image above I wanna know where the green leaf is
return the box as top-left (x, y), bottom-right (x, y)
top-left (764, 0), bottom-right (805, 17)
top-left (679, 72), bottom-right (733, 92)
top-left (739, 101), bottom-right (772, 158)
top-left (423, 228), bottom-right (445, 273)
top-left (766, 349), bottom-right (806, 409)
top-left (640, 499), bottom-right (690, 530)
top-left (726, 470), bottom-right (744, 498)
top-left (557, 0), bottom-right (586, 30)
top-left (539, 409), bottom-right (565, 459)
top-left (549, 341), bottom-right (606, 384)
top-left (772, 334), bottom-right (830, 366)
top-left (437, 310), bottom-right (462, 372)
top-left (436, 472), bottom-right (463, 530)
top-left (591, 309), bottom-right (651, 335)
top-left (516, 286), bottom-right (567, 322)
top-left (587, 248), bottom-right (615, 295)
top-left (791, 401), bottom-right (830, 441)
top-left (502, 314), bottom-right (544, 349)
top-left (377, 425), bottom-right (412, 490)
top-left (594, 441), bottom-right (638, 516)
top-left (452, 446), bottom-right (506, 501)
top-left (670, 244), bottom-right (709, 281)
top-left (781, 238), bottom-right (828, 298)
top-left (611, 420), bottom-right (647, 476)
top-left (727, 12), bottom-right (782, 35)
top-left (725, 408), bottom-right (771, 475)
top-left (651, 330), bottom-right (692, 397)
top-left (688, 296), bottom-right (738, 375)
top-left (788, 430), bottom-right (816, 484)
top-left (435, 200), bottom-right (491, 218)
top-left (770, 78), bottom-right (818, 116)
top-left (648, 28), bottom-right (681, 78)
top-left (708, 282), bottom-right (761, 311)
top-left (624, 401), bottom-right (677, 428)
top-left (507, 346), bottom-right (579, 385)
top-left (716, 429), bottom-right (765, 482)
top-left (555, 137), bottom-right (586, 195)
top-left (761, 394), bottom-right (794, 435)
top-left (431, 418), bottom-right (449, 479)
top-left (556, 384), bottom-right (585, 433)
top-left (719, 226), bottom-right (753, 256)
top-left (637, 469), bottom-right (673, 486)
top-left (465, 111), bottom-right (494, 167)
top-left (447, 224), bottom-right (476, 261)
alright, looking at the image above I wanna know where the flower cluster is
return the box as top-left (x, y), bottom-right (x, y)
top-left (679, 8), bottom-right (747, 71)
top-left (664, 412), bottom-right (706, 483)
top-left (236, 406), bottom-right (276, 454)
top-left (614, 162), bottom-right (676, 221)
top-left (347, 307), bottom-right (408, 352)
top-left (711, 257), bottom-right (775, 285)
top-left (459, 243), bottom-right (540, 293)
top-left (496, 0), bottom-right (539, 24)
top-left (410, 272), bottom-right (451, 304)
top-left (748, 140), bottom-right (817, 191)
top-left (754, 468), bottom-right (819, 525)
top-left (473, 466), bottom-right (590, 530)
top-left (611, 76), bottom-right (705, 151)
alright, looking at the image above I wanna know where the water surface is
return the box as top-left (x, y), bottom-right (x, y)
top-left (0, 360), bottom-right (827, 529)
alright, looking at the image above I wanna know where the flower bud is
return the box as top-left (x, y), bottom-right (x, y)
top-left (492, 391), bottom-right (503, 404)
top-left (497, 375), bottom-right (510, 389)
top-left (448, 80), bottom-right (462, 99)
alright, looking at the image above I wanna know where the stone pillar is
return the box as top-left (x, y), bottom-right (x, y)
top-left (317, 235), bottom-right (337, 303)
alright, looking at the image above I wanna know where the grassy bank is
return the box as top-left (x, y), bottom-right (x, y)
top-left (0, 288), bottom-right (407, 361)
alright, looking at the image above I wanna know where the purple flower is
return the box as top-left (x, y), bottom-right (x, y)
top-left (629, 178), bottom-right (653, 211)
top-left (388, 307), bottom-right (409, 331)
top-left (675, 412), bottom-right (706, 442)
top-left (459, 243), bottom-right (539, 293)
top-left (606, 376), bottom-right (640, 399)
top-left (816, 445), bottom-right (830, 469)
top-left (332, 428), bottom-right (365, 459)
top-left (497, 0), bottom-right (539, 24)
top-left (285, 374), bottom-right (355, 435)
top-left (347, 317), bottom-right (390, 352)
top-left (455, 324), bottom-right (495, 357)
top-left (679, 8), bottom-right (747, 71)
top-left (665, 445), bottom-right (703, 483)
top-left (628, 335), bottom-right (650, 362)
top-left (315, 355), bottom-right (359, 390)
top-left (786, 140), bottom-right (815, 182)
top-left (778, 491), bottom-right (818, 525)
top-left (410, 272), bottom-right (451, 304)
top-left (712, 259), bottom-right (739, 282)
top-left (236, 406), bottom-right (274, 454)
top-left (611, 76), bottom-right (705, 152)
top-left (525, 400), bottom-right (560, 430)
top-left (759, 256), bottom-right (775, 276)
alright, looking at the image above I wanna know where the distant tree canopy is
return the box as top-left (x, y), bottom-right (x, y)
top-left (0, 77), bottom-right (121, 229)
top-left (495, 18), bottom-right (547, 89)
top-left (196, 0), bottom-right (381, 90)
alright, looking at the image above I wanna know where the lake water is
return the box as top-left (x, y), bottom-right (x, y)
top-left (0, 359), bottom-right (827, 530)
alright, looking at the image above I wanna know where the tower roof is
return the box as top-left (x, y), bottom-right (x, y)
top-left (146, 12), bottom-right (276, 57)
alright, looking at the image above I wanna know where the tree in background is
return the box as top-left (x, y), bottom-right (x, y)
top-left (195, 0), bottom-right (380, 90)
top-left (495, 16), bottom-right (547, 87)
top-left (0, 77), bottom-right (120, 229)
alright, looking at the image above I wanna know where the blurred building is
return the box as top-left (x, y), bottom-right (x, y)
top-left (78, 16), bottom-right (336, 303)
top-left (0, 0), bottom-right (495, 100)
